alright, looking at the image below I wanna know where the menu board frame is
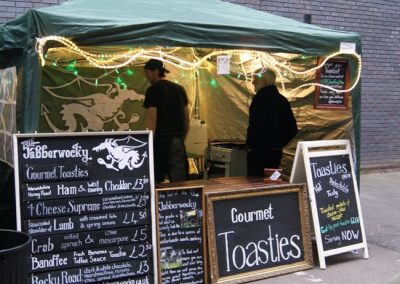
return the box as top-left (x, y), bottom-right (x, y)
top-left (290, 139), bottom-right (369, 269)
top-left (206, 184), bottom-right (313, 284)
top-left (155, 185), bottom-right (207, 284)
top-left (314, 58), bottom-right (350, 110)
top-left (13, 131), bottom-right (158, 284)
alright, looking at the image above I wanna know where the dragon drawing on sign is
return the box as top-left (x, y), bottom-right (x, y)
top-left (92, 136), bottom-right (148, 171)
top-left (42, 77), bottom-right (145, 132)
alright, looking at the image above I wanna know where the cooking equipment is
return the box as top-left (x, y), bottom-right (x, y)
top-left (204, 142), bottom-right (247, 179)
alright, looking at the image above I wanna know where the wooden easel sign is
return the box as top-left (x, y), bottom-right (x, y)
top-left (290, 139), bottom-right (368, 269)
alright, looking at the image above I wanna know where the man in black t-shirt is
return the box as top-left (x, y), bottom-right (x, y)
top-left (246, 68), bottom-right (298, 176)
top-left (143, 59), bottom-right (189, 183)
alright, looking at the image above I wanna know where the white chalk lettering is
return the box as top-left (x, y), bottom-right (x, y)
top-left (231, 203), bottom-right (274, 224)
top-left (22, 140), bottom-right (91, 163)
top-left (310, 161), bottom-right (348, 178)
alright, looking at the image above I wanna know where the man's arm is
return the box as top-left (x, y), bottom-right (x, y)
top-left (183, 106), bottom-right (190, 139)
top-left (146, 107), bottom-right (157, 135)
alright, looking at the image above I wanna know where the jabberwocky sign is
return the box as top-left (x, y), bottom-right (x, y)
top-left (13, 131), bottom-right (156, 284)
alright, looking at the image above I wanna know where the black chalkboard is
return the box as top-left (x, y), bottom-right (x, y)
top-left (309, 154), bottom-right (362, 251)
top-left (207, 185), bottom-right (313, 283)
top-left (315, 59), bottom-right (349, 109)
top-left (13, 132), bottom-right (155, 284)
top-left (156, 186), bottom-right (206, 284)
top-left (289, 139), bottom-right (369, 269)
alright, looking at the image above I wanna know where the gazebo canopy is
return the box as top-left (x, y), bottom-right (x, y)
top-left (0, 0), bottom-right (362, 178)
top-left (0, 0), bottom-right (360, 55)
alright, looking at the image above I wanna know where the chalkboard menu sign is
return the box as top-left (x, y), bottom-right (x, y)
top-left (315, 58), bottom-right (349, 109)
top-left (13, 131), bottom-right (157, 284)
top-left (290, 140), bottom-right (369, 269)
top-left (206, 185), bottom-right (313, 284)
top-left (310, 154), bottom-right (362, 251)
top-left (156, 186), bottom-right (206, 284)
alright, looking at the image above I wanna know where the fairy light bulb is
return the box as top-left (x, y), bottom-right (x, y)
top-left (210, 78), bottom-right (218, 88)
top-left (65, 60), bottom-right (77, 73)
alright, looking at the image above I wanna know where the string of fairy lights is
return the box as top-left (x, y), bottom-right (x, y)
top-left (35, 36), bottom-right (362, 99)
top-left (35, 36), bottom-right (362, 175)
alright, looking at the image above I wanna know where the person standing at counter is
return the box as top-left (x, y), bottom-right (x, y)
top-left (143, 59), bottom-right (190, 183)
top-left (246, 68), bottom-right (298, 176)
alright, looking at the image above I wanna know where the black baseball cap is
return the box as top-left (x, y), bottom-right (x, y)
top-left (144, 59), bottom-right (170, 74)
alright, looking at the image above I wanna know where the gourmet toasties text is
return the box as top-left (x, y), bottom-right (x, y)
top-left (212, 193), bottom-right (304, 276)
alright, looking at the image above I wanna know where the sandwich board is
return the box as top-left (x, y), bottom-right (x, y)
top-left (13, 131), bottom-right (157, 284)
top-left (290, 139), bottom-right (368, 269)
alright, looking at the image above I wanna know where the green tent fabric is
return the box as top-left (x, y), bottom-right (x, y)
top-left (1, 0), bottom-right (360, 53)
top-left (0, 0), bottom-right (361, 140)
top-left (0, 0), bottom-right (361, 132)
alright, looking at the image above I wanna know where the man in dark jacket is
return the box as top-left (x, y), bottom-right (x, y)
top-left (246, 68), bottom-right (298, 176)
top-left (143, 59), bottom-right (189, 183)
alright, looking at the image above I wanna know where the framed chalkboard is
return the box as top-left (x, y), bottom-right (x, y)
top-left (290, 139), bottom-right (369, 269)
top-left (206, 184), bottom-right (313, 284)
top-left (156, 186), bottom-right (207, 284)
top-left (315, 58), bottom-right (350, 109)
top-left (13, 131), bottom-right (157, 284)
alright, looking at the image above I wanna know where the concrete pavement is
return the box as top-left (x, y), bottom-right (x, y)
top-left (251, 171), bottom-right (400, 284)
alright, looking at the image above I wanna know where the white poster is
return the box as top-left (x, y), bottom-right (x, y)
top-left (217, 55), bottom-right (231, 75)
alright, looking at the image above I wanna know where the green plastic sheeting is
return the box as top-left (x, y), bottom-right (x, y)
top-left (1, 0), bottom-right (360, 53)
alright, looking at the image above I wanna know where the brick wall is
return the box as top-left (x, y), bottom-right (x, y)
top-left (0, 0), bottom-right (66, 23)
top-left (1, 0), bottom-right (399, 169)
